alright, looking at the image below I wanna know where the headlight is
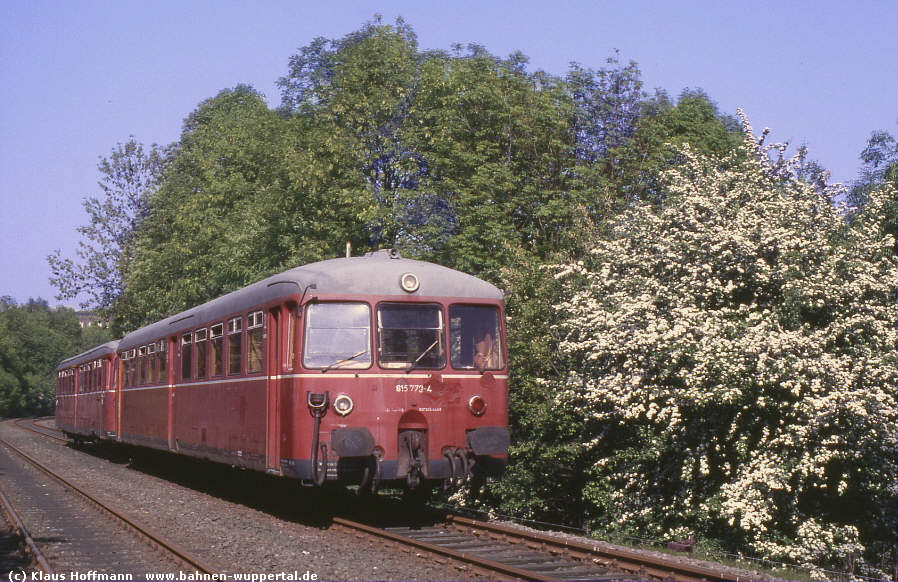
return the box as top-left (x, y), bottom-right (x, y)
top-left (467, 395), bottom-right (487, 416)
top-left (399, 272), bottom-right (419, 292)
top-left (334, 394), bottom-right (354, 416)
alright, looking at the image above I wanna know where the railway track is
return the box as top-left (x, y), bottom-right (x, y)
top-left (15, 416), bottom-right (67, 444)
top-left (14, 418), bottom-right (765, 581)
top-left (0, 481), bottom-right (49, 574)
top-left (0, 422), bottom-right (223, 577)
top-left (333, 513), bottom-right (756, 581)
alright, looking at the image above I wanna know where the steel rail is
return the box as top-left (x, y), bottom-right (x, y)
top-left (331, 516), bottom-right (565, 581)
top-left (0, 484), bottom-right (54, 574)
top-left (0, 435), bottom-right (223, 576)
top-left (446, 514), bottom-right (750, 582)
top-left (14, 417), bottom-right (68, 444)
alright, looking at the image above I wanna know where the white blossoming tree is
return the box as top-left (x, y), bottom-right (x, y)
top-left (550, 116), bottom-right (896, 577)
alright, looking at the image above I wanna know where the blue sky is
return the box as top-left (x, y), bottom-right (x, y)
top-left (2, 0), bottom-right (896, 307)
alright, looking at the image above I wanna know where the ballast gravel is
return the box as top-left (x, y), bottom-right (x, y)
top-left (0, 421), bottom-right (476, 581)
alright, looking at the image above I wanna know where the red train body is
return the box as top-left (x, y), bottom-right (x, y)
top-left (55, 251), bottom-right (509, 490)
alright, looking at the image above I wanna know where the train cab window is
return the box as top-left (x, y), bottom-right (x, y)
top-left (247, 311), bottom-right (264, 373)
top-left (377, 303), bottom-right (445, 370)
top-left (210, 324), bottom-right (223, 376)
top-left (303, 303), bottom-right (371, 370)
top-left (182, 333), bottom-right (193, 380)
top-left (195, 329), bottom-right (208, 378)
top-left (449, 305), bottom-right (504, 370)
top-left (228, 317), bottom-right (242, 375)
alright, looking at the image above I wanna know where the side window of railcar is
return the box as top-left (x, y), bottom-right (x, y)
top-left (247, 311), bottom-right (264, 373)
top-left (147, 343), bottom-right (157, 384)
top-left (285, 307), bottom-right (296, 371)
top-left (195, 329), bottom-right (208, 378)
top-left (181, 333), bottom-right (193, 380)
top-left (210, 324), bottom-right (223, 376)
top-left (377, 303), bottom-right (445, 370)
top-left (449, 305), bottom-right (504, 370)
top-left (303, 303), bottom-right (371, 369)
top-left (228, 317), bottom-right (242, 375)
top-left (139, 346), bottom-right (149, 385)
top-left (120, 351), bottom-right (129, 388)
top-left (158, 341), bottom-right (167, 383)
top-left (127, 349), bottom-right (136, 386)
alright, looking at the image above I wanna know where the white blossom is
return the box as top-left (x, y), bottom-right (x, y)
top-left (548, 117), bottom-right (896, 577)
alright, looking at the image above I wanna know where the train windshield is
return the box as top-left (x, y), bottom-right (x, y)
top-left (377, 304), bottom-right (445, 370)
top-left (303, 303), bottom-right (371, 369)
top-left (449, 305), bottom-right (504, 370)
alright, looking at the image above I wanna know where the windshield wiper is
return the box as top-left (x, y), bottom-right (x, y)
top-left (321, 350), bottom-right (367, 373)
top-left (406, 340), bottom-right (439, 373)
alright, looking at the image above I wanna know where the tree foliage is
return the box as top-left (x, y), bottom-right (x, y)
top-left (546, 117), bottom-right (896, 576)
top-left (0, 298), bottom-right (111, 416)
top-left (47, 139), bottom-right (171, 314)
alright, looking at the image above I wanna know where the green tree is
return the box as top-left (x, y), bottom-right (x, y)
top-left (117, 84), bottom-right (374, 330)
top-left (604, 88), bottom-right (742, 206)
top-left (405, 48), bottom-right (583, 278)
top-left (566, 52), bottom-right (645, 164)
top-left (849, 121), bottom-right (897, 249)
top-left (278, 16), bottom-right (424, 250)
top-left (0, 298), bottom-right (110, 416)
top-left (47, 139), bottom-right (172, 313)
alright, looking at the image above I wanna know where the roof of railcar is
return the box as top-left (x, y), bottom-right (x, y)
top-left (57, 340), bottom-right (120, 371)
top-left (118, 250), bottom-right (503, 351)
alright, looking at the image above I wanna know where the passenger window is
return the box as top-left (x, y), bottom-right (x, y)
top-left (195, 329), bottom-right (208, 378)
top-left (158, 341), bottom-right (167, 383)
top-left (228, 317), bottom-right (242, 375)
top-left (147, 343), bottom-right (157, 384)
top-left (181, 333), bottom-right (193, 380)
top-left (210, 324), bottom-right (223, 376)
top-left (303, 303), bottom-right (371, 369)
top-left (127, 352), bottom-right (134, 387)
top-left (377, 304), bottom-right (445, 370)
top-left (247, 311), bottom-right (264, 373)
top-left (121, 352), bottom-right (131, 388)
top-left (449, 305), bottom-right (504, 370)
top-left (138, 347), bottom-right (147, 386)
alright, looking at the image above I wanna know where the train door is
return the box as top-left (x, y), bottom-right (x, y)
top-left (167, 335), bottom-right (176, 451)
top-left (265, 306), bottom-right (281, 473)
top-left (102, 357), bottom-right (116, 437)
top-left (88, 361), bottom-right (104, 437)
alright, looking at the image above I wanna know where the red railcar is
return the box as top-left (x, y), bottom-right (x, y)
top-left (55, 250), bottom-right (509, 490)
top-left (55, 340), bottom-right (120, 442)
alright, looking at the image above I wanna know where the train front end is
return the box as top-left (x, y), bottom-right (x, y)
top-left (281, 251), bottom-right (510, 492)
